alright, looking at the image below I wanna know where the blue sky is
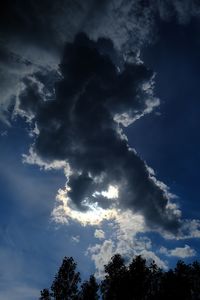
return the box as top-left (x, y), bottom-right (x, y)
top-left (0, 124), bottom-right (97, 298)
top-left (1, 1), bottom-right (200, 299)
top-left (130, 19), bottom-right (200, 219)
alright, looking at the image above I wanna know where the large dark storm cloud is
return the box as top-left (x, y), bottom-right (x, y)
top-left (2, 0), bottom-right (200, 233)
top-left (1, 0), bottom-right (199, 52)
top-left (1, 0), bottom-right (200, 123)
top-left (18, 33), bottom-right (181, 232)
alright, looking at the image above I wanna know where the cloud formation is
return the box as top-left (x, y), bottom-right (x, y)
top-left (1, 0), bottom-right (199, 54)
top-left (94, 229), bottom-right (105, 240)
top-left (18, 33), bottom-right (181, 234)
top-left (160, 244), bottom-right (196, 258)
top-left (1, 0), bottom-right (200, 122)
top-left (1, 0), bottom-right (200, 282)
top-left (87, 211), bottom-right (167, 278)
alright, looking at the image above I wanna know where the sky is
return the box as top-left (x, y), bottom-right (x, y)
top-left (0, 1), bottom-right (200, 299)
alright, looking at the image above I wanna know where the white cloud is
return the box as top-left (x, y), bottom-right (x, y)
top-left (52, 187), bottom-right (118, 226)
top-left (181, 219), bottom-right (200, 239)
top-left (94, 229), bottom-right (105, 240)
top-left (71, 235), bottom-right (80, 243)
top-left (162, 219), bottom-right (200, 240)
top-left (114, 75), bottom-right (160, 127)
top-left (101, 185), bottom-right (119, 199)
top-left (140, 250), bottom-right (168, 270)
top-left (160, 244), bottom-right (196, 258)
top-left (87, 210), bottom-right (167, 278)
top-left (87, 234), bottom-right (168, 278)
top-left (146, 164), bottom-right (179, 202)
top-left (52, 181), bottom-right (198, 277)
top-left (0, 47), bottom-right (58, 125)
top-left (52, 185), bottom-right (169, 277)
top-left (93, 185), bottom-right (119, 200)
top-left (22, 147), bottom-right (69, 172)
top-left (87, 240), bottom-right (115, 278)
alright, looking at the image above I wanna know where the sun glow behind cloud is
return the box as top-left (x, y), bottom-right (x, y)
top-left (101, 185), bottom-right (119, 199)
top-left (52, 187), bottom-right (118, 226)
top-left (52, 183), bottom-right (145, 231)
top-left (93, 185), bottom-right (119, 200)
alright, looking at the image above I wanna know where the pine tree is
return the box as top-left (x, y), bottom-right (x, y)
top-left (128, 255), bottom-right (151, 300)
top-left (101, 254), bottom-right (128, 300)
top-left (51, 256), bottom-right (80, 300)
top-left (40, 288), bottom-right (51, 300)
top-left (79, 275), bottom-right (99, 300)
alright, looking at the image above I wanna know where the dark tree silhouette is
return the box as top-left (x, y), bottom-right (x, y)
top-left (42, 256), bottom-right (81, 300)
top-left (39, 254), bottom-right (200, 300)
top-left (174, 260), bottom-right (192, 299)
top-left (158, 261), bottom-right (192, 300)
top-left (191, 261), bottom-right (200, 299)
top-left (148, 260), bottom-right (163, 300)
top-left (40, 288), bottom-right (51, 300)
top-left (51, 256), bottom-right (80, 300)
top-left (79, 275), bottom-right (99, 300)
top-left (101, 254), bottom-right (128, 300)
top-left (128, 255), bottom-right (151, 300)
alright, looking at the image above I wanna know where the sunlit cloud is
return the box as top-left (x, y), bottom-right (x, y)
top-left (52, 187), bottom-right (118, 226)
top-left (93, 185), bottom-right (119, 200)
top-left (160, 244), bottom-right (196, 258)
top-left (94, 229), bottom-right (105, 240)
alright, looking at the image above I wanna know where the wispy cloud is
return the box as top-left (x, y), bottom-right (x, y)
top-left (160, 244), bottom-right (196, 258)
top-left (94, 229), bottom-right (105, 240)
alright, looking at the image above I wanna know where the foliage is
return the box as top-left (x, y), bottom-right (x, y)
top-left (40, 255), bottom-right (200, 300)
top-left (40, 256), bottom-right (81, 300)
top-left (79, 275), bottom-right (99, 300)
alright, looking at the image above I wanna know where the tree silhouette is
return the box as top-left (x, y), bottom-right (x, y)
top-left (79, 275), bottom-right (99, 300)
top-left (51, 256), bottom-right (80, 300)
top-left (148, 261), bottom-right (163, 300)
top-left (128, 255), bottom-right (151, 300)
top-left (174, 260), bottom-right (192, 299)
top-left (191, 261), bottom-right (200, 299)
top-left (39, 254), bottom-right (200, 300)
top-left (44, 256), bottom-right (81, 300)
top-left (158, 261), bottom-right (192, 300)
top-left (101, 254), bottom-right (128, 300)
top-left (40, 288), bottom-right (51, 300)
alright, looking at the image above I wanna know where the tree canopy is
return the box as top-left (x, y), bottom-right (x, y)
top-left (40, 254), bottom-right (200, 300)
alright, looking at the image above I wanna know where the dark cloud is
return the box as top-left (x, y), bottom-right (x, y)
top-left (18, 33), bottom-right (180, 232)
top-left (1, 0), bottom-right (199, 51)
top-left (1, 0), bottom-right (199, 69)
top-left (0, 0), bottom-right (106, 53)
top-left (1, 0), bottom-right (200, 123)
top-left (0, 0), bottom-right (64, 51)
top-left (1, 0), bottom-right (199, 231)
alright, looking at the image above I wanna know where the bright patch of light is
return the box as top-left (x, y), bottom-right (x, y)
top-left (93, 185), bottom-right (119, 200)
top-left (52, 188), bottom-right (118, 226)
top-left (102, 185), bottom-right (119, 199)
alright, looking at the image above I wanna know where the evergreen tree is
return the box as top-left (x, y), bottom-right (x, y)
top-left (148, 261), bottom-right (163, 300)
top-left (159, 269), bottom-right (176, 300)
top-left (101, 254), bottom-right (128, 300)
top-left (79, 275), bottom-right (99, 300)
top-left (51, 256), bottom-right (80, 300)
top-left (40, 288), bottom-right (51, 300)
top-left (191, 261), bottom-right (200, 299)
top-left (128, 255), bottom-right (151, 300)
top-left (174, 260), bottom-right (192, 300)
top-left (39, 254), bottom-right (200, 300)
